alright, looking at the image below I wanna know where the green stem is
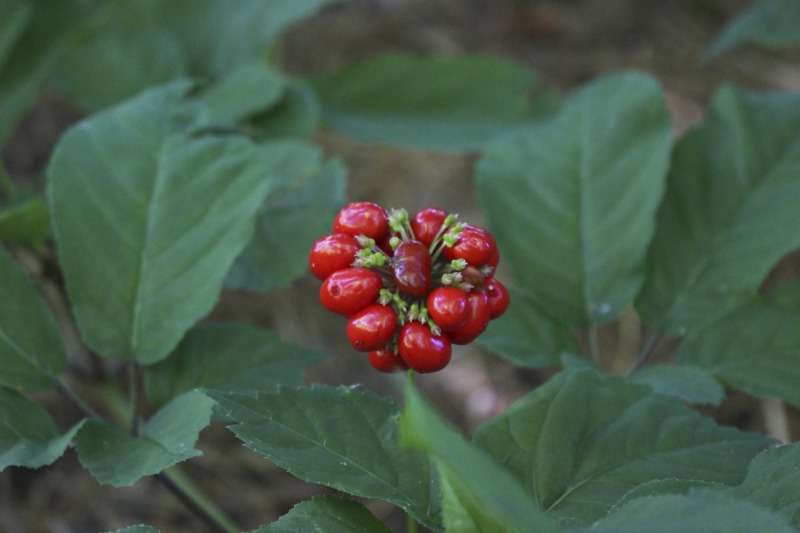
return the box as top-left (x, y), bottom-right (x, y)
top-left (159, 468), bottom-right (239, 533)
top-left (53, 377), bottom-right (102, 420)
top-left (628, 329), bottom-right (664, 374)
top-left (588, 324), bottom-right (602, 366)
top-left (128, 359), bottom-right (141, 436)
top-left (407, 513), bottom-right (418, 533)
top-left (0, 162), bottom-right (15, 198)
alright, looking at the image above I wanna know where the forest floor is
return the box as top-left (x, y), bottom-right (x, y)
top-left (4, 0), bottom-right (800, 532)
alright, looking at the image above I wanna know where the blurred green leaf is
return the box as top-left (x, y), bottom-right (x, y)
top-left (308, 53), bottom-right (559, 151)
top-left (473, 368), bottom-right (774, 527)
top-left (145, 322), bottom-right (322, 407)
top-left (104, 527), bottom-right (160, 533)
top-left (477, 289), bottom-right (579, 368)
top-left (0, 245), bottom-right (65, 392)
top-left (706, 0), bottom-right (800, 58)
top-left (208, 385), bottom-right (440, 529)
top-left (679, 280), bottom-right (800, 407)
top-left (477, 72), bottom-right (672, 325)
top-left (637, 86), bottom-right (800, 335)
top-left (629, 364), bottom-right (725, 406)
top-left (226, 154), bottom-right (347, 292)
top-left (250, 496), bottom-right (392, 533)
top-left (76, 390), bottom-right (214, 486)
top-left (400, 377), bottom-right (555, 533)
top-left (0, 387), bottom-right (83, 469)
top-left (202, 61), bottom-right (288, 125)
top-left (573, 491), bottom-right (789, 533)
top-left (0, 0), bottom-right (32, 72)
top-left (730, 443), bottom-right (800, 526)
top-left (0, 192), bottom-right (50, 246)
top-left (47, 82), bottom-right (277, 364)
top-left (250, 79), bottom-right (322, 140)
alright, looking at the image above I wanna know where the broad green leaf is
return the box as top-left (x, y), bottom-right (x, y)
top-left (0, 193), bottom-right (49, 246)
top-left (401, 378), bottom-right (555, 533)
top-left (104, 526), bottom-right (160, 533)
top-left (706, 0), bottom-right (800, 58)
top-left (637, 86), bottom-right (800, 335)
top-left (629, 364), bottom-right (725, 406)
top-left (250, 496), bottom-right (391, 533)
top-left (202, 61), bottom-right (288, 125)
top-left (145, 322), bottom-right (322, 407)
top-left (226, 154), bottom-right (347, 292)
top-left (473, 368), bottom-right (774, 527)
top-left (679, 281), bottom-right (800, 406)
top-left (250, 79), bottom-right (322, 140)
top-left (0, 387), bottom-right (83, 469)
top-left (575, 491), bottom-right (790, 533)
top-left (53, 0), bottom-right (187, 110)
top-left (308, 54), bottom-right (559, 151)
top-left (0, 245), bottom-right (65, 392)
top-left (477, 72), bottom-right (672, 325)
top-left (76, 390), bottom-right (214, 486)
top-left (48, 82), bottom-right (277, 364)
top-left (0, 0), bottom-right (32, 72)
top-left (477, 289), bottom-right (579, 368)
top-left (208, 385), bottom-right (440, 529)
top-left (729, 443), bottom-right (800, 526)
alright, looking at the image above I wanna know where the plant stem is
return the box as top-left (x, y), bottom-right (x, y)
top-left (628, 329), bottom-right (664, 374)
top-left (407, 513), bottom-right (418, 533)
top-left (588, 324), bottom-right (602, 366)
top-left (159, 468), bottom-right (239, 533)
top-left (53, 377), bottom-right (103, 420)
top-left (0, 162), bottom-right (16, 198)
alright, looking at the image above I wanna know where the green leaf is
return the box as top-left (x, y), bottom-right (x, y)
top-left (250, 79), bottom-right (322, 140)
top-left (477, 72), bottom-right (672, 325)
top-left (145, 322), bottom-right (322, 407)
top-left (729, 443), bottom-right (800, 526)
top-left (308, 53), bottom-right (559, 151)
top-left (226, 154), bottom-right (347, 292)
top-left (104, 525), bottom-right (161, 533)
top-left (472, 368), bottom-right (774, 527)
top-left (0, 387), bottom-right (83, 469)
top-left (575, 491), bottom-right (790, 533)
top-left (202, 61), bottom-right (288, 125)
top-left (0, 245), bottom-right (65, 392)
top-left (477, 289), bottom-right (579, 368)
top-left (250, 496), bottom-right (391, 533)
top-left (706, 0), bottom-right (800, 58)
top-left (0, 193), bottom-right (50, 246)
top-left (679, 280), bottom-right (800, 407)
top-left (629, 364), bottom-right (725, 406)
top-left (48, 82), bottom-right (278, 364)
top-left (0, 0), bottom-right (32, 73)
top-left (208, 385), bottom-right (440, 529)
top-left (401, 378), bottom-right (556, 533)
top-left (76, 390), bottom-right (214, 486)
top-left (637, 86), bottom-right (800, 335)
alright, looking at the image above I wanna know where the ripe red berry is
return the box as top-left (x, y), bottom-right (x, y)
top-left (449, 291), bottom-right (491, 345)
top-left (308, 233), bottom-right (359, 280)
top-left (411, 207), bottom-right (448, 247)
top-left (319, 267), bottom-right (383, 316)
top-left (346, 304), bottom-right (398, 352)
top-left (368, 347), bottom-right (406, 373)
top-left (444, 224), bottom-right (494, 267)
top-left (426, 287), bottom-right (468, 331)
top-left (397, 322), bottom-right (451, 373)
top-left (485, 278), bottom-right (510, 319)
top-left (333, 202), bottom-right (389, 240)
top-left (392, 239), bottom-right (431, 296)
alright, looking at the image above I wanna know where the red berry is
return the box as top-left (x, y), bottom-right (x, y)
top-left (444, 224), bottom-right (494, 267)
top-left (426, 287), bottom-right (468, 331)
top-left (319, 267), bottom-right (382, 316)
top-left (485, 278), bottom-right (510, 319)
top-left (368, 347), bottom-right (407, 373)
top-left (346, 304), bottom-right (398, 352)
top-left (449, 291), bottom-right (491, 344)
top-left (411, 207), bottom-right (448, 247)
top-left (334, 202), bottom-right (389, 240)
top-left (398, 322), bottom-right (451, 373)
top-left (308, 233), bottom-right (359, 280)
top-left (392, 239), bottom-right (431, 297)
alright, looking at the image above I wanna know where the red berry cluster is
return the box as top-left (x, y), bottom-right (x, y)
top-left (309, 202), bottom-right (509, 373)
